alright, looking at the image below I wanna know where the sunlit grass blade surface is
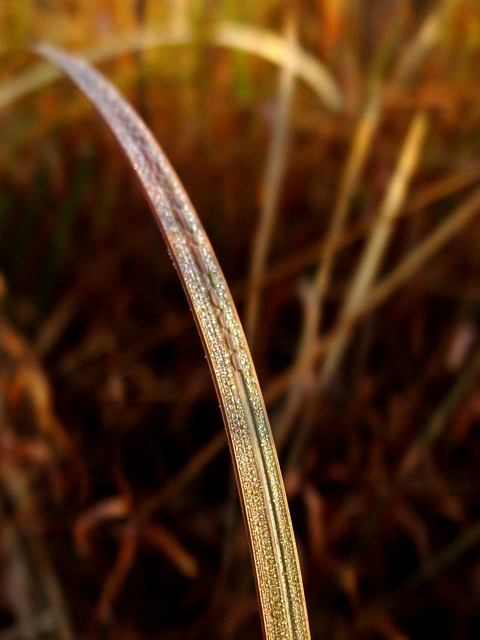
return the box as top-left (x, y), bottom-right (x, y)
top-left (36, 45), bottom-right (310, 640)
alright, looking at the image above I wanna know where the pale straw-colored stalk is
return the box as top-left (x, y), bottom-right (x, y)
top-left (214, 21), bottom-right (341, 110)
top-left (264, 186), bottom-right (480, 406)
top-left (318, 111), bottom-right (428, 389)
top-left (272, 0), bottom-right (449, 447)
top-left (391, 0), bottom-right (465, 87)
top-left (274, 96), bottom-right (380, 450)
top-left (245, 15), bottom-right (297, 348)
top-left (0, 21), bottom-right (341, 113)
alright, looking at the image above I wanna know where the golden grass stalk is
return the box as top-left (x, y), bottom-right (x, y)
top-left (35, 45), bottom-right (310, 640)
top-left (274, 95), bottom-right (380, 450)
top-left (392, 0), bottom-right (464, 84)
top-left (272, 0), bottom-right (447, 448)
top-left (245, 15), bottom-right (297, 348)
top-left (264, 183), bottom-right (480, 409)
top-left (213, 21), bottom-right (342, 110)
top-left (319, 111), bottom-right (428, 389)
top-left (0, 21), bottom-right (341, 114)
top-left (354, 186), bottom-right (480, 337)
top-left (272, 0), bottom-right (474, 448)
top-left (243, 163), bottom-right (480, 308)
top-left (392, 5), bottom-right (443, 82)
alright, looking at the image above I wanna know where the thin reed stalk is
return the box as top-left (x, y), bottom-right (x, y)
top-left (319, 111), bottom-right (428, 389)
top-left (274, 95), bottom-right (380, 450)
top-left (264, 186), bottom-right (480, 406)
top-left (245, 15), bottom-right (297, 348)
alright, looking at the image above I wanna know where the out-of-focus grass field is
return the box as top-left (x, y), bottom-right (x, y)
top-left (1, 1), bottom-right (480, 638)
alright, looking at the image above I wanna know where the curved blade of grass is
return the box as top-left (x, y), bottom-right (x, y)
top-left (213, 21), bottom-right (341, 110)
top-left (35, 45), bottom-right (310, 640)
top-left (1, 21), bottom-right (341, 113)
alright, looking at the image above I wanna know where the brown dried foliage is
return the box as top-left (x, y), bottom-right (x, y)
top-left (1, 0), bottom-right (480, 638)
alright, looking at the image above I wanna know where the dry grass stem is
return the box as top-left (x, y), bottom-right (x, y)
top-left (391, 0), bottom-right (467, 88)
top-left (319, 111), bottom-right (429, 389)
top-left (407, 165), bottom-right (480, 213)
top-left (264, 185), bottom-right (480, 407)
top-left (239, 163), bottom-right (480, 304)
top-left (392, 7), bottom-right (443, 82)
top-left (0, 21), bottom-right (341, 115)
top-left (362, 519), bottom-right (480, 622)
top-left (214, 21), bottom-right (342, 109)
top-left (416, 343), bottom-right (480, 450)
top-left (138, 429), bottom-right (227, 519)
top-left (274, 96), bottom-right (380, 449)
top-left (354, 186), bottom-right (480, 335)
top-left (245, 16), bottom-right (297, 348)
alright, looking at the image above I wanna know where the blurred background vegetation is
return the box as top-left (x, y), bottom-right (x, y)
top-left (1, 0), bottom-right (480, 638)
